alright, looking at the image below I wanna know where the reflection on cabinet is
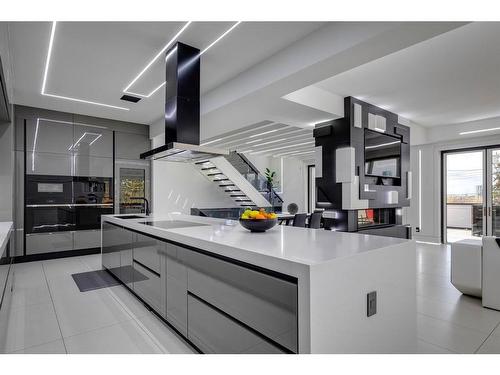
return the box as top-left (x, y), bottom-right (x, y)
top-left (25, 118), bottom-right (73, 154)
top-left (115, 132), bottom-right (150, 160)
top-left (132, 234), bottom-right (165, 314)
top-left (182, 249), bottom-right (298, 352)
top-left (102, 222), bottom-right (134, 280)
top-left (73, 125), bottom-right (114, 158)
top-left (165, 243), bottom-right (188, 336)
top-left (26, 152), bottom-right (72, 176)
top-left (133, 260), bottom-right (164, 314)
top-left (73, 155), bottom-right (113, 178)
top-left (187, 294), bottom-right (285, 354)
top-left (73, 229), bottom-right (101, 250)
top-left (25, 232), bottom-right (73, 255)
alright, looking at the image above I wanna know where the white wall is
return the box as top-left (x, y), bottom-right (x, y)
top-left (282, 158), bottom-right (309, 213)
top-left (407, 128), bottom-right (500, 243)
top-left (244, 154), bottom-right (283, 192)
top-left (150, 134), bottom-right (237, 215)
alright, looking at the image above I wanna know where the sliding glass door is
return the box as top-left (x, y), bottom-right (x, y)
top-left (444, 150), bottom-right (485, 243)
top-left (443, 147), bottom-right (500, 243)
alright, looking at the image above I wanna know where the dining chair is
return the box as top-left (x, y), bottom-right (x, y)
top-left (308, 212), bottom-right (322, 229)
top-left (292, 213), bottom-right (307, 227)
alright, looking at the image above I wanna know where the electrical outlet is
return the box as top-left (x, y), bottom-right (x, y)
top-left (367, 291), bottom-right (377, 317)
top-left (415, 227), bottom-right (420, 232)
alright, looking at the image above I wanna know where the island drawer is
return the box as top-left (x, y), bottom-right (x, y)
top-left (165, 244), bottom-right (188, 336)
top-left (181, 249), bottom-right (298, 353)
top-left (187, 293), bottom-right (286, 354)
top-left (133, 260), bottom-right (164, 314)
top-left (133, 234), bottom-right (162, 274)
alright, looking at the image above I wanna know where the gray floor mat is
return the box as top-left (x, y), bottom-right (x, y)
top-left (71, 266), bottom-right (149, 292)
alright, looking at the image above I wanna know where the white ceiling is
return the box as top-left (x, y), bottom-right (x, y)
top-left (7, 21), bottom-right (324, 125)
top-left (7, 20), bottom-right (496, 147)
top-left (312, 22), bottom-right (500, 127)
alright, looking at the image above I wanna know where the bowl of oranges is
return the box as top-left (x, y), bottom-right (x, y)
top-left (239, 208), bottom-right (278, 232)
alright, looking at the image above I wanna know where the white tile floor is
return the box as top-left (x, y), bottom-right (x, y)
top-left (5, 254), bottom-right (194, 354)
top-left (416, 241), bottom-right (500, 353)
top-left (5, 242), bottom-right (500, 354)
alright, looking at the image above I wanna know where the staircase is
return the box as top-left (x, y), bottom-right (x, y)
top-left (194, 152), bottom-right (283, 211)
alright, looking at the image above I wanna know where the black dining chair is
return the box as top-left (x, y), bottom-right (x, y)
top-left (308, 212), bottom-right (322, 229)
top-left (292, 213), bottom-right (307, 227)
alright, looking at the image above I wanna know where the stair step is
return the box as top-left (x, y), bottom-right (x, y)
top-left (235, 199), bottom-right (252, 202)
top-left (225, 189), bottom-right (240, 192)
top-left (219, 184), bottom-right (235, 187)
top-left (213, 178), bottom-right (229, 182)
top-left (201, 167), bottom-right (217, 171)
top-left (194, 160), bottom-right (210, 165)
top-left (230, 194), bottom-right (247, 197)
top-left (206, 172), bottom-right (224, 176)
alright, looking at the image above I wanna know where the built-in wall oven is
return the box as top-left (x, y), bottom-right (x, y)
top-left (25, 175), bottom-right (113, 234)
top-left (26, 175), bottom-right (73, 205)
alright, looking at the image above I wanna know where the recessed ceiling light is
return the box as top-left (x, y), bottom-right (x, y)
top-left (248, 128), bottom-right (281, 138)
top-left (200, 22), bottom-right (241, 55)
top-left (123, 22), bottom-right (191, 95)
top-left (200, 123), bottom-right (280, 146)
top-left (41, 21), bottom-right (129, 111)
top-left (459, 127), bottom-right (500, 135)
top-left (127, 22), bottom-right (242, 99)
top-left (251, 141), bottom-right (315, 154)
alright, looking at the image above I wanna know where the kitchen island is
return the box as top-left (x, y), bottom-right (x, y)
top-left (101, 214), bottom-right (416, 354)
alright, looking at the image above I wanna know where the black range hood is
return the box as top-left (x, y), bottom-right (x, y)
top-left (140, 42), bottom-right (227, 162)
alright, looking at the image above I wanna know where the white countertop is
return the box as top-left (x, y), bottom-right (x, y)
top-left (0, 221), bottom-right (13, 256)
top-left (103, 214), bottom-right (410, 273)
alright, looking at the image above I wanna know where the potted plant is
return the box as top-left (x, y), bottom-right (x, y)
top-left (265, 168), bottom-right (277, 208)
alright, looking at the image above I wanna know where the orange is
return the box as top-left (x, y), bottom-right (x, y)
top-left (255, 214), bottom-right (266, 219)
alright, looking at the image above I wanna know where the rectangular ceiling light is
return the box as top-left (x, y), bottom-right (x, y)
top-left (200, 22), bottom-right (241, 55)
top-left (41, 21), bottom-right (129, 111)
top-left (459, 127), bottom-right (500, 135)
top-left (132, 22), bottom-right (242, 99)
top-left (123, 22), bottom-right (191, 94)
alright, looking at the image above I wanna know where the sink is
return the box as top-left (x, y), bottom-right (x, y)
top-left (139, 220), bottom-right (210, 229)
top-left (116, 215), bottom-right (146, 219)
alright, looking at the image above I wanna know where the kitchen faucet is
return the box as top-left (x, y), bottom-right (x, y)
top-left (130, 197), bottom-right (150, 216)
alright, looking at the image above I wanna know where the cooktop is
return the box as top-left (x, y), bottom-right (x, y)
top-left (138, 220), bottom-right (210, 230)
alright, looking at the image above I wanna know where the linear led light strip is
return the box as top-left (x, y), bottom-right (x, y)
top-left (240, 133), bottom-right (313, 150)
top-left (38, 117), bottom-right (108, 129)
top-left (365, 140), bottom-right (399, 150)
top-left (124, 21), bottom-right (241, 98)
top-left (122, 22), bottom-right (191, 97)
top-left (276, 150), bottom-right (315, 157)
top-left (459, 127), bottom-right (500, 135)
top-left (41, 22), bottom-right (129, 111)
top-left (200, 123), bottom-right (285, 146)
top-left (250, 141), bottom-right (315, 155)
top-left (205, 127), bottom-right (309, 149)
